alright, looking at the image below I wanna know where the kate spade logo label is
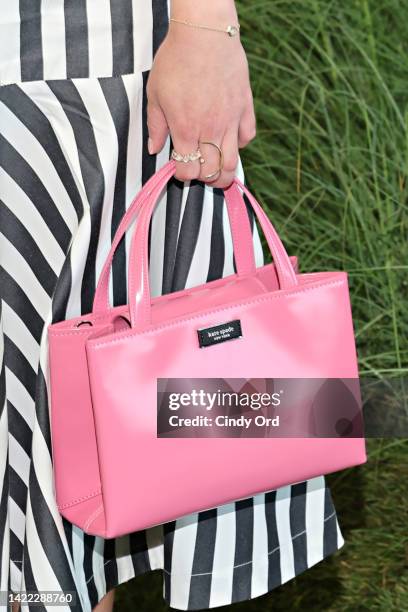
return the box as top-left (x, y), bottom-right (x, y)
top-left (197, 320), bottom-right (242, 348)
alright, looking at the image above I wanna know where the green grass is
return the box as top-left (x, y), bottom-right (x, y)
top-left (115, 2), bottom-right (408, 609)
top-left (239, 0), bottom-right (408, 380)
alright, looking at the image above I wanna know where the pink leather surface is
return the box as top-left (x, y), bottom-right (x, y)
top-left (47, 260), bottom-right (296, 518)
top-left (48, 162), bottom-right (366, 538)
top-left (86, 271), bottom-right (365, 538)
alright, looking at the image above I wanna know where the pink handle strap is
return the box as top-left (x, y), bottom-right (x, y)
top-left (92, 160), bottom-right (257, 314)
top-left (92, 161), bottom-right (175, 313)
top-left (128, 165), bottom-right (298, 328)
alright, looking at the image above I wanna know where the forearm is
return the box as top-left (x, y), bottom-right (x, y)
top-left (170, 0), bottom-right (238, 24)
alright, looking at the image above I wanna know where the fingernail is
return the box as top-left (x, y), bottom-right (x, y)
top-left (148, 137), bottom-right (154, 154)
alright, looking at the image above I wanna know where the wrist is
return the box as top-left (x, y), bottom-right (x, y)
top-left (165, 24), bottom-right (242, 52)
top-left (168, 1), bottom-right (240, 47)
top-left (170, 0), bottom-right (238, 24)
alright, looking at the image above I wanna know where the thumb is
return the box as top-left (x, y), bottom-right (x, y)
top-left (147, 102), bottom-right (169, 155)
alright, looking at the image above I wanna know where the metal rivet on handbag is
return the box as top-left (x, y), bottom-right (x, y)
top-left (48, 160), bottom-right (366, 538)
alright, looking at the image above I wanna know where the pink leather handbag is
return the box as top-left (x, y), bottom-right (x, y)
top-left (48, 160), bottom-right (366, 538)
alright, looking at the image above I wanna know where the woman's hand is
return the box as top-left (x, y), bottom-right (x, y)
top-left (146, 0), bottom-right (256, 188)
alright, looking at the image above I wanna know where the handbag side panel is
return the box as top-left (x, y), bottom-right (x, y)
top-left (48, 326), bottom-right (108, 530)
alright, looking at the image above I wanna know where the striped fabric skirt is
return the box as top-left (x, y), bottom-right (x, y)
top-left (0, 1), bottom-right (344, 610)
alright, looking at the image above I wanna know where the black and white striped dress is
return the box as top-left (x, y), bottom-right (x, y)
top-left (0, 2), bottom-right (344, 610)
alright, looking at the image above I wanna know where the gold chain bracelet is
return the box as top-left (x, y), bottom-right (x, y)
top-left (169, 18), bottom-right (240, 37)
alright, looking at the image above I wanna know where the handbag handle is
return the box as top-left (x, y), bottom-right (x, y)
top-left (93, 161), bottom-right (175, 313)
top-left (92, 160), bottom-right (257, 314)
top-left (128, 163), bottom-right (298, 328)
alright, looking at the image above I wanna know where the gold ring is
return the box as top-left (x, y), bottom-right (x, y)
top-left (199, 141), bottom-right (224, 180)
